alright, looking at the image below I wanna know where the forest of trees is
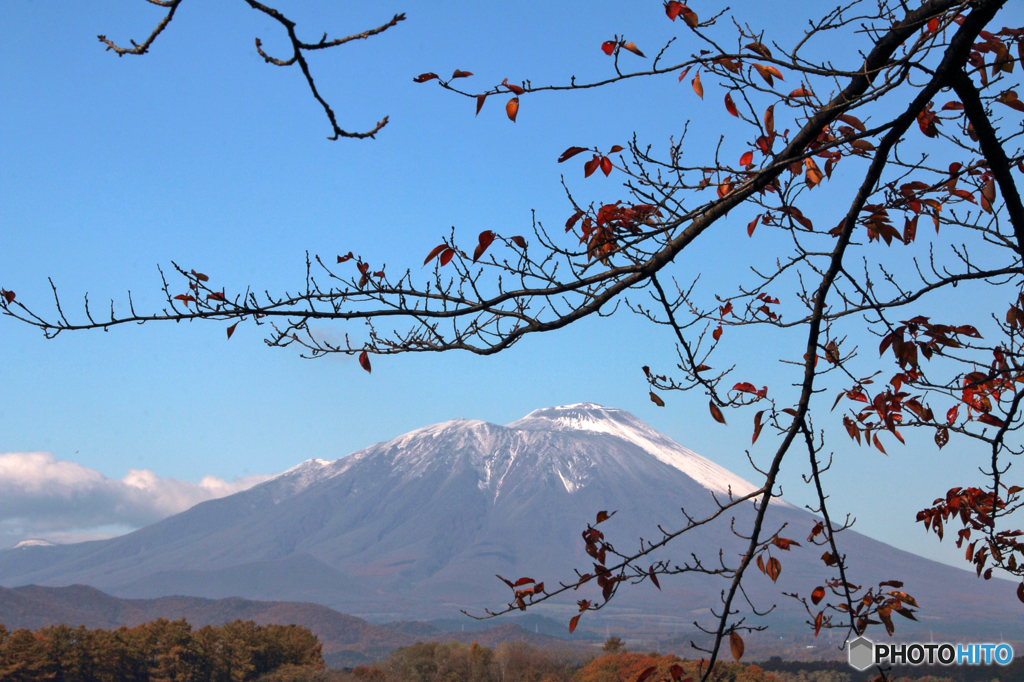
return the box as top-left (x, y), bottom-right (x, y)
top-left (0, 618), bottom-right (323, 682)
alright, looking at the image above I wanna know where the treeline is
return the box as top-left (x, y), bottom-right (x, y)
top-left (337, 645), bottom-right (967, 682)
top-left (0, 618), bottom-right (323, 682)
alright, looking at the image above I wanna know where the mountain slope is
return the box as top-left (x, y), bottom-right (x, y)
top-left (2, 404), bottom-right (1020, 638)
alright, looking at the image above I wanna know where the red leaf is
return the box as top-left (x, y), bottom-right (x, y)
top-left (978, 413), bottom-right (1005, 427)
top-left (173, 294), bottom-right (196, 304)
top-left (596, 510), bottom-right (617, 524)
top-left (747, 215), bottom-right (760, 238)
top-left (558, 147), bottom-right (589, 163)
top-left (725, 92), bottom-right (739, 117)
top-left (206, 292), bottom-right (226, 301)
top-left (473, 230), bottom-right (496, 263)
top-left (506, 97), bottom-right (520, 122)
top-left (476, 94), bottom-right (487, 116)
top-left (608, 145), bottom-right (625, 154)
top-left (358, 351), bottom-right (372, 373)
top-left (600, 156), bottom-right (613, 176)
top-left (511, 235), bottom-right (527, 248)
top-left (439, 248), bottom-right (456, 266)
top-left (569, 615), bottom-right (581, 633)
top-left (337, 252), bottom-right (354, 263)
top-left (1018, 582), bottom-right (1024, 604)
top-left (649, 567), bottom-right (661, 590)
top-left (873, 433), bottom-right (887, 455)
top-left (601, 41), bottom-right (616, 56)
top-left (190, 270), bottom-right (209, 282)
top-left (584, 155), bottom-right (601, 178)
top-left (709, 401), bottom-right (727, 425)
top-left (811, 586), bottom-right (825, 605)
top-left (413, 73), bottom-right (439, 83)
top-left (1, 290), bottom-right (15, 304)
top-left (739, 151), bottom-right (754, 167)
top-left (664, 1), bottom-right (684, 20)
top-left (451, 69), bottom-right (473, 79)
top-left (513, 577), bottom-right (535, 587)
top-left (789, 87), bottom-right (812, 98)
top-left (729, 631), bottom-right (745, 660)
top-left (424, 244), bottom-right (448, 266)
top-left (712, 325), bottom-right (722, 341)
top-left (226, 322), bottom-right (238, 340)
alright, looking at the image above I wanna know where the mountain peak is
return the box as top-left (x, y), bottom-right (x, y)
top-left (510, 403), bottom-right (761, 499)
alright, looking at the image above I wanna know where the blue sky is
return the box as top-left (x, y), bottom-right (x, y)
top-left (1, 0), bottom-right (1016, 578)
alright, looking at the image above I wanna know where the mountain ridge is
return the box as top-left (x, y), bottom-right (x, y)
top-left (2, 403), bottom-right (1020, 639)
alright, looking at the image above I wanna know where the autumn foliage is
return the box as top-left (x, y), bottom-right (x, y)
top-left (0, 618), bottom-right (323, 682)
top-left (3, 1), bottom-right (1024, 680)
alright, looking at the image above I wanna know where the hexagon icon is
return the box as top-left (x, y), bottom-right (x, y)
top-left (848, 636), bottom-right (875, 671)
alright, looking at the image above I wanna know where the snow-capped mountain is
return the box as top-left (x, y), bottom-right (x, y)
top-left (2, 404), bottom-right (1020, 636)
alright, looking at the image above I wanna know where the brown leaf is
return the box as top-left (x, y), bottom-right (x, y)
top-left (358, 351), bottom-right (371, 373)
top-left (226, 322), bottom-right (238, 340)
top-left (650, 391), bottom-right (665, 407)
top-left (622, 42), bottom-right (646, 58)
top-left (569, 615), bottom-right (581, 634)
top-left (729, 631), bottom-right (745, 660)
top-left (511, 235), bottom-right (527, 248)
top-left (636, 666), bottom-right (658, 682)
top-left (980, 178), bottom-right (997, 213)
top-left (413, 73), bottom-right (439, 83)
top-left (709, 400), bottom-right (727, 424)
top-left (752, 410), bottom-right (765, 444)
top-left (451, 69), bottom-right (473, 79)
top-left (692, 71), bottom-right (704, 99)
top-left (766, 556), bottom-right (781, 582)
top-left (1, 290), bottom-right (14, 304)
top-left (476, 94), bottom-right (487, 116)
top-left (595, 510), bottom-right (617, 524)
top-left (506, 97), bottom-right (520, 122)
top-left (1018, 582), bottom-right (1024, 604)
top-left (649, 566), bottom-right (661, 590)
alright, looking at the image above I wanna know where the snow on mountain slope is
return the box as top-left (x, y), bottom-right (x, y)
top-left (509, 403), bottom-right (760, 499)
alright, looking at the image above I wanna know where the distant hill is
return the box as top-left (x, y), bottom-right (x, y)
top-left (0, 584), bottom-right (581, 668)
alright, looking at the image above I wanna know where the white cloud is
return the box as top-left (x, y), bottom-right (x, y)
top-left (0, 452), bottom-right (270, 548)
